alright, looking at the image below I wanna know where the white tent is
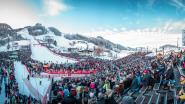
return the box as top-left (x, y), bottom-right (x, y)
top-left (145, 52), bottom-right (156, 57)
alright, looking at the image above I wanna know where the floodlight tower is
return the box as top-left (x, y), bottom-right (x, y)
top-left (7, 34), bottom-right (10, 50)
top-left (182, 30), bottom-right (185, 46)
top-left (177, 37), bottom-right (179, 48)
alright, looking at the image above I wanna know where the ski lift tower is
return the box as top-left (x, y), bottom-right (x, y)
top-left (7, 34), bottom-right (10, 50)
top-left (182, 30), bottom-right (185, 46)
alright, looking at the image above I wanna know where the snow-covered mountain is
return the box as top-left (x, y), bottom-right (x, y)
top-left (16, 23), bottom-right (129, 51)
top-left (0, 23), bottom-right (24, 46)
top-left (0, 23), bottom-right (132, 60)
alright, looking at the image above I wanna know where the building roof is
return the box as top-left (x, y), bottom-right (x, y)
top-left (78, 49), bottom-right (93, 53)
top-left (13, 40), bottom-right (30, 46)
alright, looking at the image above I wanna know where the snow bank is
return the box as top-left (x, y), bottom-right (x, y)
top-left (18, 28), bottom-right (38, 44)
top-left (13, 40), bottom-right (30, 46)
top-left (14, 62), bottom-right (32, 97)
top-left (36, 31), bottom-right (71, 48)
top-left (0, 44), bottom-right (8, 52)
top-left (14, 62), bottom-right (51, 101)
top-left (18, 29), bottom-right (76, 63)
top-left (29, 78), bottom-right (51, 97)
top-left (17, 28), bottom-right (133, 61)
top-left (31, 44), bottom-right (76, 63)
top-left (117, 50), bottom-right (133, 58)
top-left (145, 52), bottom-right (156, 57)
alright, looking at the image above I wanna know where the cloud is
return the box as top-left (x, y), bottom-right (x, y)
top-left (170, 0), bottom-right (185, 11)
top-left (121, 27), bottom-right (127, 31)
top-left (44, 0), bottom-right (68, 16)
top-left (112, 28), bottom-right (118, 32)
top-left (162, 20), bottom-right (185, 33)
top-left (83, 20), bottom-right (185, 48)
top-left (84, 19), bottom-right (185, 38)
top-left (0, 0), bottom-right (38, 28)
top-left (84, 27), bottom-right (180, 48)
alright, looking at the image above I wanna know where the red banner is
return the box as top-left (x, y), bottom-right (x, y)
top-left (46, 70), bottom-right (96, 74)
top-left (24, 65), bottom-right (97, 76)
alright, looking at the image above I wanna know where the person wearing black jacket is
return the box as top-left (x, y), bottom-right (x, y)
top-left (163, 63), bottom-right (174, 89)
top-left (105, 96), bottom-right (117, 104)
top-left (97, 93), bottom-right (105, 104)
top-left (62, 95), bottom-right (77, 104)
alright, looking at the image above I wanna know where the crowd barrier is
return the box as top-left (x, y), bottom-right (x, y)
top-left (40, 73), bottom-right (91, 78)
top-left (23, 79), bottom-right (43, 100)
top-left (24, 65), bottom-right (32, 76)
top-left (42, 83), bottom-right (52, 104)
top-left (45, 70), bottom-right (97, 74)
top-left (24, 65), bottom-right (97, 78)
top-left (23, 65), bottom-right (53, 104)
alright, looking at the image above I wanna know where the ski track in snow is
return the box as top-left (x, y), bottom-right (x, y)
top-left (14, 62), bottom-right (51, 101)
top-left (31, 44), bottom-right (76, 63)
top-left (18, 29), bottom-right (77, 63)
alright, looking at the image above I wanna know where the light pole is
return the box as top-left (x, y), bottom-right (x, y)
top-left (156, 48), bottom-right (157, 55)
top-left (177, 37), bottom-right (179, 50)
top-left (7, 34), bottom-right (10, 50)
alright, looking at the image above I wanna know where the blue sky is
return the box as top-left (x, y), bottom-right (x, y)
top-left (1, 0), bottom-right (185, 34)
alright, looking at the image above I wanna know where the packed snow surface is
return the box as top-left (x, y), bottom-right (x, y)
top-left (31, 44), bottom-right (76, 63)
top-left (14, 62), bottom-right (51, 100)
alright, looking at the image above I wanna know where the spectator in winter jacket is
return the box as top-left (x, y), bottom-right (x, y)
top-left (103, 80), bottom-right (110, 91)
top-left (176, 87), bottom-right (185, 104)
top-left (90, 82), bottom-right (95, 90)
top-left (97, 92), bottom-right (105, 104)
top-left (88, 92), bottom-right (97, 104)
top-left (63, 87), bottom-right (70, 98)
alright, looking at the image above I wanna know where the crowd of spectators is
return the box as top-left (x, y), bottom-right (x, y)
top-left (0, 49), bottom-right (184, 104)
top-left (48, 52), bottom-right (177, 104)
top-left (0, 52), bottom-right (40, 104)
